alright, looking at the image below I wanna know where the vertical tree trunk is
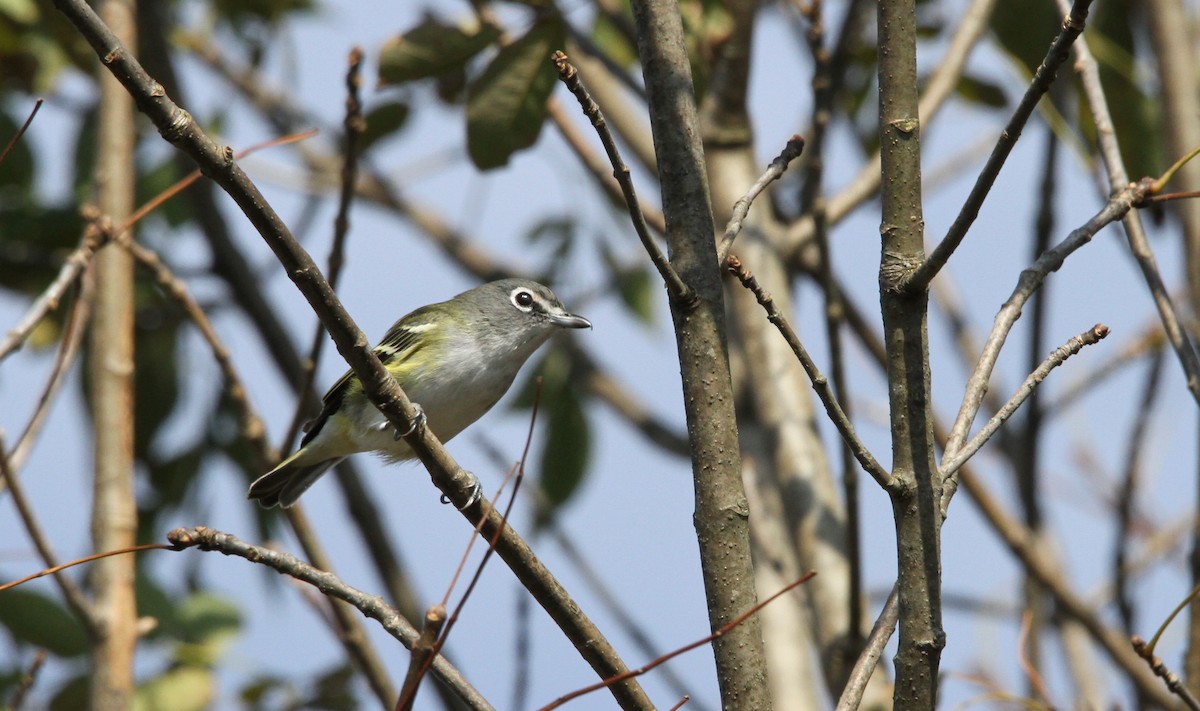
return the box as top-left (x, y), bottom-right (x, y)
top-left (630, 1), bottom-right (773, 708)
top-left (877, 0), bottom-right (942, 707)
top-left (89, 0), bottom-right (138, 708)
top-left (1144, 0), bottom-right (1200, 695)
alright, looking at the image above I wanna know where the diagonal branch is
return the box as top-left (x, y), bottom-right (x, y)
top-left (166, 526), bottom-right (492, 711)
top-left (904, 0), bottom-right (1093, 292)
top-left (726, 255), bottom-right (891, 489)
top-left (552, 50), bottom-right (692, 304)
top-left (1053, 0), bottom-right (1200, 405)
top-left (52, 2), bottom-right (651, 706)
top-left (939, 323), bottom-right (1109, 483)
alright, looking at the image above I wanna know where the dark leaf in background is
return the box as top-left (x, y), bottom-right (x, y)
top-left (0, 205), bottom-right (84, 298)
top-left (0, 108), bottom-right (34, 195)
top-left (525, 216), bottom-right (577, 281)
top-left (307, 664), bottom-right (357, 711)
top-left (145, 441), bottom-right (206, 512)
top-left (49, 674), bottom-right (88, 711)
top-left (378, 15), bottom-right (500, 86)
top-left (590, 10), bottom-right (638, 69)
top-left (514, 348), bottom-right (591, 526)
top-left (536, 376), bottom-right (590, 527)
top-left (1086, 0), bottom-right (1160, 180)
top-left (678, 0), bottom-right (733, 101)
top-left (212, 0), bottom-right (315, 27)
top-left (131, 302), bottom-right (183, 461)
top-left (955, 74), bottom-right (1007, 109)
top-left (989, 0), bottom-right (1061, 75)
top-left (466, 16), bottom-right (565, 170)
top-left (598, 240), bottom-right (655, 326)
top-left (136, 157), bottom-right (193, 228)
top-left (359, 101), bottom-right (411, 151)
top-left (0, 588), bottom-right (88, 657)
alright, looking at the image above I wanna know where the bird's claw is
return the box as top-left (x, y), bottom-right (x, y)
top-left (440, 471), bottom-right (483, 511)
top-left (393, 404), bottom-right (426, 441)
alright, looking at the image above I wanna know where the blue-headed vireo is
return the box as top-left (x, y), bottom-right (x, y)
top-left (248, 279), bottom-right (591, 508)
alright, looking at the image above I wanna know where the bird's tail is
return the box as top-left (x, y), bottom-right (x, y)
top-left (248, 449), bottom-right (343, 508)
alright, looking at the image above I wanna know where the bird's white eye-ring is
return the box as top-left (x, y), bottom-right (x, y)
top-left (512, 288), bottom-right (535, 310)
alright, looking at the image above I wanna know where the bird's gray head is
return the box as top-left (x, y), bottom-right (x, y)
top-left (459, 279), bottom-right (590, 351)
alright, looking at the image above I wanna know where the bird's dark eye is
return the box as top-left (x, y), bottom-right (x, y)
top-left (513, 290), bottom-right (534, 308)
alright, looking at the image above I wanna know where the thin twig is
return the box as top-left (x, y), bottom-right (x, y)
top-left (726, 255), bottom-right (892, 489)
top-left (834, 586), bottom-right (899, 711)
top-left (5, 254), bottom-right (94, 475)
top-left (1114, 353), bottom-right (1165, 635)
top-left (0, 543), bottom-right (175, 594)
top-left (124, 239), bottom-right (274, 463)
top-left (0, 98), bottom-right (43, 165)
top-left (715, 135), bottom-right (806, 263)
top-left (0, 224), bottom-right (104, 362)
top-left (537, 572), bottom-right (817, 711)
top-left (551, 50), bottom-right (693, 306)
top-left (1131, 636), bottom-right (1200, 711)
top-left (942, 178), bottom-right (1151, 469)
top-left (0, 433), bottom-right (96, 628)
top-left (1055, 0), bottom-right (1200, 404)
top-left (283, 48), bottom-right (365, 453)
top-left (939, 324), bottom-right (1109, 481)
top-left (53, 4), bottom-right (649, 703)
top-left (166, 526), bottom-right (493, 710)
top-left (905, 0), bottom-right (1093, 291)
top-left (395, 605), bottom-right (447, 711)
top-left (398, 382), bottom-right (543, 709)
top-left (1017, 609), bottom-right (1054, 705)
top-left (7, 650), bottom-right (46, 711)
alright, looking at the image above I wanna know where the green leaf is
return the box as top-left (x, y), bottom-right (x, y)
top-left (466, 17), bottom-right (565, 170)
top-left (989, 0), bottom-right (1060, 75)
top-left (536, 379), bottom-right (590, 526)
top-left (0, 108), bottom-right (34, 195)
top-left (378, 16), bottom-right (500, 86)
top-left (359, 101), bottom-right (411, 150)
top-left (590, 11), bottom-right (638, 69)
top-left (131, 304), bottom-right (182, 461)
top-left (598, 240), bottom-right (655, 326)
top-left (954, 74), bottom-right (1007, 109)
top-left (136, 158), bottom-right (192, 228)
top-left (49, 674), bottom-right (89, 711)
top-left (306, 664), bottom-right (356, 711)
top-left (176, 592), bottom-right (241, 645)
top-left (134, 667), bottom-right (214, 711)
top-left (0, 588), bottom-right (88, 657)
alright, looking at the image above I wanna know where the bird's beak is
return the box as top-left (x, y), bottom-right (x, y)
top-left (550, 311), bottom-right (592, 329)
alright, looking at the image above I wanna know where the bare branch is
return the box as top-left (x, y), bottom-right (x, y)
top-left (715, 135), bottom-right (805, 263)
top-left (166, 526), bottom-right (493, 711)
top-left (1132, 636), bottom-right (1200, 711)
top-left (905, 0), bottom-right (1093, 291)
top-left (726, 255), bottom-right (891, 489)
top-left (552, 50), bottom-right (692, 304)
top-left (834, 587), bottom-right (899, 711)
top-left (939, 324), bottom-right (1110, 482)
top-left (1054, 0), bottom-right (1200, 404)
top-left (943, 179), bottom-right (1151, 464)
top-left (0, 433), bottom-right (96, 625)
top-left (52, 2), bottom-right (651, 704)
